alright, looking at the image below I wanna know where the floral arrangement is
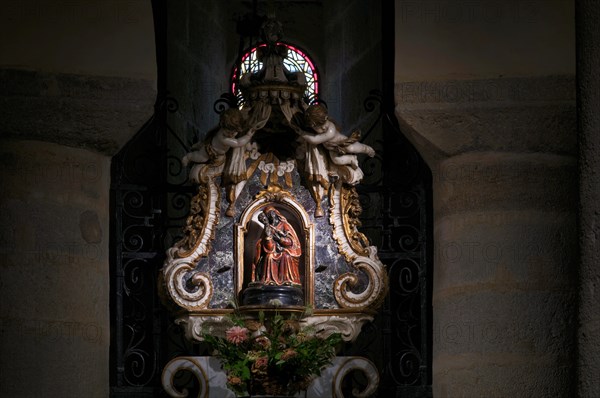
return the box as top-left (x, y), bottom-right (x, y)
top-left (202, 307), bottom-right (342, 396)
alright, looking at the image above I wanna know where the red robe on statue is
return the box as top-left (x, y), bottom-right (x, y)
top-left (251, 207), bottom-right (302, 286)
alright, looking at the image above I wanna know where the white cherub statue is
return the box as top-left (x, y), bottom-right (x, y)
top-left (298, 104), bottom-right (375, 169)
top-left (182, 108), bottom-right (255, 168)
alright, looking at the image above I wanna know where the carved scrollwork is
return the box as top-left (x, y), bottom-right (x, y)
top-left (333, 248), bottom-right (388, 310)
top-left (329, 183), bottom-right (370, 262)
top-left (332, 357), bottom-right (380, 398)
top-left (164, 262), bottom-right (213, 311)
top-left (161, 356), bottom-right (209, 398)
top-left (341, 186), bottom-right (370, 256)
top-left (331, 163), bottom-right (365, 186)
top-left (329, 182), bottom-right (388, 310)
top-left (161, 179), bottom-right (220, 311)
top-left (168, 180), bottom-right (221, 261)
top-left (253, 184), bottom-right (294, 203)
top-left (175, 314), bottom-right (234, 342)
top-left (302, 314), bottom-right (374, 342)
top-left (176, 314), bottom-right (377, 345)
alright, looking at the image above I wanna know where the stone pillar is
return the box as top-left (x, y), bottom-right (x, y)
top-left (577, 1), bottom-right (600, 396)
top-left (0, 2), bottom-right (155, 395)
top-left (0, 140), bottom-right (110, 397)
top-left (396, 76), bottom-right (578, 396)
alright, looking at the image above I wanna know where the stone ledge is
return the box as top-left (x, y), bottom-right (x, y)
top-left (396, 75), bottom-right (575, 105)
top-left (394, 75), bottom-right (577, 162)
top-left (0, 68), bottom-right (156, 155)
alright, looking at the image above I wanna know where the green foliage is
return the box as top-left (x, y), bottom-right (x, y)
top-left (202, 310), bottom-right (342, 396)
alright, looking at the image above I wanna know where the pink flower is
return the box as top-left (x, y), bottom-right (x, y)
top-left (225, 326), bottom-right (248, 345)
top-left (227, 375), bottom-right (242, 386)
top-left (281, 348), bottom-right (297, 361)
top-left (253, 356), bottom-right (268, 371)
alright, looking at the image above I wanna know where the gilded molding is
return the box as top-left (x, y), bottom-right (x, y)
top-left (339, 185), bottom-right (370, 257)
top-left (170, 180), bottom-right (221, 260)
top-left (329, 183), bottom-right (369, 262)
top-left (329, 182), bottom-right (388, 310)
top-left (177, 313), bottom-right (373, 344)
top-left (162, 179), bottom-right (220, 311)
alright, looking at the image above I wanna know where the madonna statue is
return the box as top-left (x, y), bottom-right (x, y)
top-left (250, 206), bottom-right (302, 287)
top-left (242, 205), bottom-right (304, 307)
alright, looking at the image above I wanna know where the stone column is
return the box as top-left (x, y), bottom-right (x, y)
top-left (396, 76), bottom-right (578, 396)
top-left (0, 140), bottom-right (110, 397)
top-left (577, 1), bottom-right (600, 396)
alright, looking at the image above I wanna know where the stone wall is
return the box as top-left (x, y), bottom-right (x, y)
top-left (395, 0), bottom-right (574, 82)
top-left (397, 75), bottom-right (578, 397)
top-left (0, 1), bottom-right (156, 397)
top-left (395, 0), bottom-right (578, 396)
top-left (0, 69), bottom-right (155, 155)
top-left (577, 1), bottom-right (600, 396)
top-left (0, 140), bottom-right (111, 397)
top-left (0, 0), bottom-right (156, 79)
top-left (0, 0), bottom-right (156, 155)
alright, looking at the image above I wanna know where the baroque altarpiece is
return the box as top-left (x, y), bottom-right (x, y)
top-left (159, 18), bottom-right (388, 397)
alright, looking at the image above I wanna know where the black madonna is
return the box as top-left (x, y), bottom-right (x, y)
top-left (250, 206), bottom-right (302, 287)
top-left (243, 206), bottom-right (304, 307)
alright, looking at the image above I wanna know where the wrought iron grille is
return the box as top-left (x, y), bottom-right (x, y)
top-left (110, 91), bottom-right (216, 395)
top-left (109, 2), bottom-right (207, 394)
top-left (110, 106), bottom-right (164, 396)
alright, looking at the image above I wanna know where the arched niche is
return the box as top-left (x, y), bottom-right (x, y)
top-left (234, 190), bottom-right (315, 309)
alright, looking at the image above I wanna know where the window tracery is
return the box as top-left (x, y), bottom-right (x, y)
top-left (231, 42), bottom-right (319, 104)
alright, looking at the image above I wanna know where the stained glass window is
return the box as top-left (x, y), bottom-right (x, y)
top-left (231, 42), bottom-right (319, 104)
